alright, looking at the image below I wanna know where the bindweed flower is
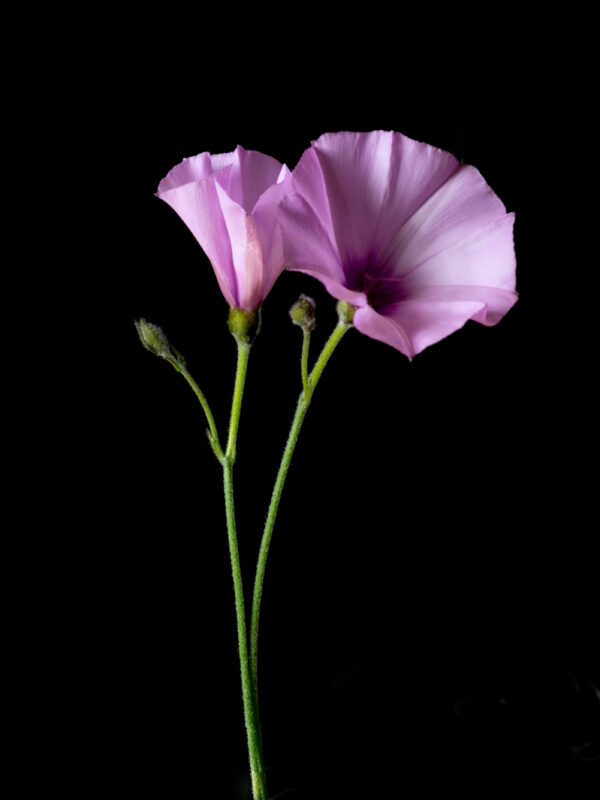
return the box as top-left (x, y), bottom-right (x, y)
top-left (278, 131), bottom-right (517, 357)
top-left (157, 146), bottom-right (292, 312)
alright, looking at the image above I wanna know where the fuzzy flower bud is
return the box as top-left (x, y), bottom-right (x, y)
top-left (135, 318), bottom-right (184, 369)
top-left (289, 294), bottom-right (316, 332)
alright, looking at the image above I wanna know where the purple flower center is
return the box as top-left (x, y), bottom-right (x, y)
top-left (355, 270), bottom-right (407, 310)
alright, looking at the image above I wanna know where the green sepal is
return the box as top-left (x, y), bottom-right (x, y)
top-left (228, 307), bottom-right (261, 345)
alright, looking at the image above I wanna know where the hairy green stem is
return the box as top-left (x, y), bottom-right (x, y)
top-left (300, 328), bottom-right (311, 396)
top-left (177, 364), bottom-right (224, 461)
top-left (249, 320), bottom-right (351, 719)
top-left (226, 342), bottom-right (250, 461)
top-left (222, 339), bottom-right (268, 800)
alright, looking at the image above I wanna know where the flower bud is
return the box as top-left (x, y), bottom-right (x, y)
top-left (289, 294), bottom-right (316, 332)
top-left (336, 300), bottom-right (355, 324)
top-left (135, 318), bottom-right (184, 368)
top-left (228, 307), bottom-right (261, 345)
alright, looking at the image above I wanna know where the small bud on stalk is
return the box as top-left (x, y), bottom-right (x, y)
top-left (289, 294), bottom-right (317, 332)
top-left (135, 318), bottom-right (185, 370)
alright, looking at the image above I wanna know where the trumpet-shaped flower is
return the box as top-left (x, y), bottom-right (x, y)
top-left (157, 146), bottom-right (292, 311)
top-left (278, 131), bottom-right (517, 357)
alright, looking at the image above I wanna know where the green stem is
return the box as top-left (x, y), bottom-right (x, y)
top-left (177, 363), bottom-right (224, 462)
top-left (226, 342), bottom-right (250, 461)
top-left (249, 320), bottom-right (351, 719)
top-left (222, 339), bottom-right (268, 800)
top-left (300, 328), bottom-right (311, 397)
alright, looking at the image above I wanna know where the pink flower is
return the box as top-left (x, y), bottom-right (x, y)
top-left (157, 146), bottom-right (292, 311)
top-left (278, 131), bottom-right (517, 357)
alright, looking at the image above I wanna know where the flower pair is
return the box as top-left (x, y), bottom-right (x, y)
top-left (157, 132), bottom-right (517, 357)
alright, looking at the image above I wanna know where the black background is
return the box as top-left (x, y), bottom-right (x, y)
top-left (35, 7), bottom-right (598, 799)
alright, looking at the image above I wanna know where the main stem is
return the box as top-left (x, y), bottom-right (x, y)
top-left (222, 340), bottom-right (268, 800)
top-left (249, 320), bottom-right (350, 718)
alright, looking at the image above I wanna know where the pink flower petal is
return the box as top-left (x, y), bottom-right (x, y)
top-left (374, 133), bottom-right (460, 246)
top-left (307, 132), bottom-right (461, 287)
top-left (215, 146), bottom-right (285, 213)
top-left (355, 295), bottom-right (488, 358)
top-left (158, 178), bottom-right (237, 307)
top-left (376, 164), bottom-right (511, 280)
top-left (400, 213), bottom-right (517, 297)
top-left (353, 305), bottom-right (414, 356)
top-left (278, 192), bottom-right (347, 290)
top-left (310, 132), bottom-right (395, 287)
top-left (252, 166), bottom-right (294, 300)
top-left (158, 151), bottom-right (235, 191)
top-left (214, 181), bottom-right (265, 309)
top-left (286, 143), bottom-right (336, 248)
